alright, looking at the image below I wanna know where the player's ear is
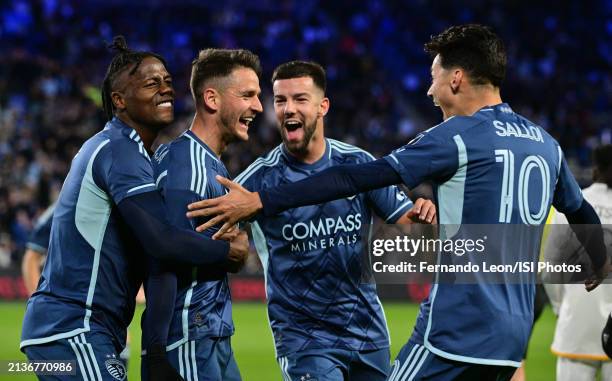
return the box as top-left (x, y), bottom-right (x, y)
top-left (450, 69), bottom-right (463, 94)
top-left (111, 91), bottom-right (126, 112)
top-left (203, 88), bottom-right (219, 111)
top-left (318, 97), bottom-right (330, 117)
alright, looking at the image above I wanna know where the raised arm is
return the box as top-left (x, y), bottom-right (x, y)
top-left (187, 159), bottom-right (402, 238)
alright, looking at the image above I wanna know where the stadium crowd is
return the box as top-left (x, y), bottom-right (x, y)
top-left (0, 0), bottom-right (611, 267)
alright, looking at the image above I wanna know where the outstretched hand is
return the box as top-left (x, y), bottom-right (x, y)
top-left (187, 176), bottom-right (263, 239)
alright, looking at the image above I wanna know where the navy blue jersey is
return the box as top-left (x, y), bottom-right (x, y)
top-left (152, 130), bottom-right (233, 350)
top-left (21, 118), bottom-right (154, 350)
top-left (26, 203), bottom-right (56, 254)
top-left (384, 103), bottom-right (583, 366)
top-left (237, 139), bottom-right (413, 357)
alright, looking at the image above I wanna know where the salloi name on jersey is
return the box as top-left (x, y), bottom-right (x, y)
top-left (282, 213), bottom-right (362, 253)
top-left (493, 120), bottom-right (544, 143)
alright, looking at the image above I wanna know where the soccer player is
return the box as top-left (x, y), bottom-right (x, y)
top-left (544, 144), bottom-right (612, 381)
top-left (186, 24), bottom-right (610, 380)
top-left (22, 203), bottom-right (55, 296)
top-left (20, 37), bottom-right (248, 381)
top-left (234, 60), bottom-right (435, 381)
top-left (21, 201), bottom-right (138, 368)
top-left (144, 48), bottom-right (262, 381)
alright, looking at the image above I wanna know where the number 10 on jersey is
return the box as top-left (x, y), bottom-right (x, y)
top-left (495, 149), bottom-right (551, 225)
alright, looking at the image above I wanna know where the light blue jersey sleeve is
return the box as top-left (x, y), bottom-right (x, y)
top-left (94, 137), bottom-right (157, 204)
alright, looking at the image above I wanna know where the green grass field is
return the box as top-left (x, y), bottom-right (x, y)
top-left (0, 302), bottom-right (557, 380)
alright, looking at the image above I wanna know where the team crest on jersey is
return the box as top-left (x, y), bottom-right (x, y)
top-left (105, 358), bottom-right (126, 381)
top-left (153, 145), bottom-right (169, 164)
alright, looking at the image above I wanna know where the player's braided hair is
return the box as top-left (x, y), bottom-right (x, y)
top-left (425, 24), bottom-right (506, 87)
top-left (101, 36), bottom-right (167, 121)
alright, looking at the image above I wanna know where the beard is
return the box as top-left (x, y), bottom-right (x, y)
top-left (281, 119), bottom-right (317, 155)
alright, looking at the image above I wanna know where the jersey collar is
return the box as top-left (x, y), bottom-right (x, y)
top-left (185, 129), bottom-right (220, 162)
top-left (108, 116), bottom-right (134, 136)
top-left (281, 139), bottom-right (331, 171)
top-left (474, 103), bottom-right (512, 115)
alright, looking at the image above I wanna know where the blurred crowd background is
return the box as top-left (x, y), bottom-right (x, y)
top-left (0, 0), bottom-right (611, 268)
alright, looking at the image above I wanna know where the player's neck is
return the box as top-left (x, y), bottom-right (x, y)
top-left (116, 115), bottom-right (158, 153)
top-left (447, 87), bottom-right (502, 118)
top-left (464, 87), bottom-right (502, 116)
top-left (190, 113), bottom-right (225, 157)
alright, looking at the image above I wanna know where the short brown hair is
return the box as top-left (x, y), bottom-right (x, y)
top-left (190, 48), bottom-right (261, 102)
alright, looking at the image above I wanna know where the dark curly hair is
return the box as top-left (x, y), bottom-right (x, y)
top-left (425, 24), bottom-right (506, 87)
top-left (101, 36), bottom-right (167, 120)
